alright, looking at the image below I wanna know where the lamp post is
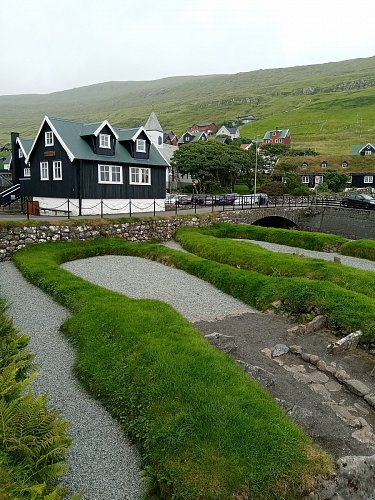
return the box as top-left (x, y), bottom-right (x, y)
top-left (253, 135), bottom-right (260, 195)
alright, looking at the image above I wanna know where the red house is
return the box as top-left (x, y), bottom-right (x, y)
top-left (187, 122), bottom-right (218, 135)
top-left (263, 128), bottom-right (291, 145)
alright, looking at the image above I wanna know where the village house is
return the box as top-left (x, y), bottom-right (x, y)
top-left (11, 116), bottom-right (169, 216)
top-left (263, 128), bottom-right (291, 145)
top-left (216, 125), bottom-right (240, 140)
top-left (187, 122), bottom-right (218, 135)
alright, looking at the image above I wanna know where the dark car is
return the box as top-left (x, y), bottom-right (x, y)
top-left (191, 194), bottom-right (214, 206)
top-left (342, 192), bottom-right (375, 209)
top-left (214, 194), bottom-right (238, 205)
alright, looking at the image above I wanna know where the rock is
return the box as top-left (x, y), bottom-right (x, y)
top-left (261, 347), bottom-right (272, 359)
top-left (364, 393), bottom-right (375, 408)
top-left (305, 315), bottom-right (326, 334)
top-left (351, 425), bottom-right (375, 445)
top-left (271, 300), bottom-right (282, 309)
top-left (289, 344), bottom-right (302, 355)
top-left (324, 364), bottom-right (337, 377)
top-left (334, 256), bottom-right (342, 264)
top-left (324, 380), bottom-right (342, 392)
top-left (344, 379), bottom-right (371, 398)
top-left (239, 362), bottom-right (275, 387)
top-left (204, 332), bottom-right (237, 353)
top-left (310, 383), bottom-right (332, 399)
top-left (309, 371), bottom-right (330, 384)
top-left (301, 352), bottom-right (311, 362)
top-left (335, 369), bottom-right (350, 383)
top-left (327, 331), bottom-right (362, 353)
top-left (271, 343), bottom-right (289, 357)
top-left (287, 324), bottom-right (307, 337)
top-left (309, 354), bottom-right (320, 365)
top-left (316, 359), bottom-right (328, 372)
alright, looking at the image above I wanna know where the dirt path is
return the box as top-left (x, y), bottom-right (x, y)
top-left (194, 312), bottom-right (375, 459)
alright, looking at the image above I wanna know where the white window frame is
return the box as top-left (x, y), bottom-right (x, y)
top-left (135, 139), bottom-right (146, 153)
top-left (365, 150), bottom-right (372, 155)
top-left (98, 164), bottom-right (123, 184)
top-left (45, 131), bottom-right (54, 147)
top-left (23, 167), bottom-right (30, 177)
top-left (53, 160), bottom-right (62, 180)
top-left (129, 167), bottom-right (151, 185)
top-left (18, 148), bottom-right (23, 158)
top-left (302, 175), bottom-right (309, 184)
top-left (315, 175), bottom-right (324, 184)
top-left (40, 161), bottom-right (49, 180)
top-left (99, 133), bottom-right (111, 149)
top-left (364, 175), bottom-right (373, 184)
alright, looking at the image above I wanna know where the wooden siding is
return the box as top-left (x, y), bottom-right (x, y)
top-left (20, 122), bottom-right (77, 198)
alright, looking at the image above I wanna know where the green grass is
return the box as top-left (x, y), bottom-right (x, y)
top-left (12, 238), bottom-right (332, 499)
top-left (341, 239), bottom-right (375, 261)
top-left (2, 56), bottom-right (375, 153)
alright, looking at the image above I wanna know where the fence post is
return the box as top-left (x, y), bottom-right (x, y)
top-left (67, 199), bottom-right (70, 219)
top-left (101, 200), bottom-right (103, 218)
top-left (26, 198), bottom-right (29, 220)
top-left (129, 200), bottom-right (132, 218)
top-left (153, 199), bottom-right (156, 217)
top-left (194, 199), bottom-right (197, 214)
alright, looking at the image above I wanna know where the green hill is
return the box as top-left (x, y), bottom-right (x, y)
top-left (1, 55), bottom-right (375, 153)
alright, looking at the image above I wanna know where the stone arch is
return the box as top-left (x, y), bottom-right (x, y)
top-left (252, 215), bottom-right (298, 229)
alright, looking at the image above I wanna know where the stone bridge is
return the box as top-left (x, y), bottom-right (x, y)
top-left (222, 205), bottom-right (375, 240)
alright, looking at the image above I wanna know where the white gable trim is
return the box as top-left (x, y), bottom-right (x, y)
top-left (26, 116), bottom-right (76, 163)
top-left (15, 138), bottom-right (28, 162)
top-left (131, 126), bottom-right (147, 141)
top-left (359, 143), bottom-right (375, 153)
top-left (93, 120), bottom-right (119, 140)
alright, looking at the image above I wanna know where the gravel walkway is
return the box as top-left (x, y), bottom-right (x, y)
top-left (243, 240), bottom-right (375, 272)
top-left (0, 262), bottom-right (144, 500)
top-left (62, 255), bottom-right (259, 322)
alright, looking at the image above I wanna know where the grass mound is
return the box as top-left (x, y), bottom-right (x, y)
top-left (13, 239), bottom-right (332, 499)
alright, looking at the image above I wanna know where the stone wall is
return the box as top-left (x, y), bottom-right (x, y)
top-left (1, 205), bottom-right (374, 261)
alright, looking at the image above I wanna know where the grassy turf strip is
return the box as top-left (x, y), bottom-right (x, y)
top-left (175, 226), bottom-right (375, 302)
top-left (341, 239), bottom-right (375, 262)
top-left (13, 239), bottom-right (332, 499)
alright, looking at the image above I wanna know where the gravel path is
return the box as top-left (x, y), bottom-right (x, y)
top-left (243, 240), bottom-right (375, 272)
top-left (0, 262), bottom-right (144, 500)
top-left (62, 255), bottom-right (259, 322)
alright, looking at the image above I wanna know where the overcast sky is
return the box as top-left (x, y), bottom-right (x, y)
top-left (1, 0), bottom-right (374, 96)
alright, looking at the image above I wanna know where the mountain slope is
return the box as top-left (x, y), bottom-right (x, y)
top-left (1, 55), bottom-right (375, 153)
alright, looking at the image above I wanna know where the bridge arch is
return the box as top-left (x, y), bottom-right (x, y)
top-left (252, 215), bottom-right (298, 229)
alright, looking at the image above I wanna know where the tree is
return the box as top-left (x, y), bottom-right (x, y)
top-left (172, 141), bottom-right (253, 193)
top-left (324, 169), bottom-right (350, 192)
top-left (284, 173), bottom-right (310, 195)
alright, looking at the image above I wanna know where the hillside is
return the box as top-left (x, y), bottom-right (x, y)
top-left (1, 55), bottom-right (375, 153)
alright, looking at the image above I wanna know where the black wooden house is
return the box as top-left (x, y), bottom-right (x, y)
top-left (12, 116), bottom-right (169, 215)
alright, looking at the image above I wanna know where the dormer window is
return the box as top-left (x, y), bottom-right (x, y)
top-left (45, 131), bottom-right (54, 146)
top-left (136, 139), bottom-right (146, 152)
top-left (185, 136), bottom-right (190, 142)
top-left (99, 133), bottom-right (111, 149)
top-left (321, 161), bottom-right (327, 168)
top-left (302, 161), bottom-right (308, 168)
top-left (341, 161), bottom-right (348, 168)
top-left (18, 149), bottom-right (23, 158)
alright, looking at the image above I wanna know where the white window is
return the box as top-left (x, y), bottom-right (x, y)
top-left (321, 162), bottom-right (327, 168)
top-left (98, 164), bottom-right (122, 184)
top-left (23, 167), bottom-right (30, 177)
top-left (130, 167), bottom-right (151, 185)
top-left (364, 175), bottom-right (373, 184)
top-left (99, 133), bottom-right (111, 149)
top-left (136, 139), bottom-right (146, 152)
top-left (315, 175), bottom-right (324, 184)
top-left (302, 176), bottom-right (309, 184)
top-left (40, 161), bottom-right (49, 180)
top-left (18, 148), bottom-right (23, 158)
top-left (365, 150), bottom-right (372, 155)
top-left (45, 131), bottom-right (54, 146)
top-left (53, 160), bottom-right (62, 180)
top-left (185, 136), bottom-right (190, 142)
top-left (347, 175), bottom-right (352, 183)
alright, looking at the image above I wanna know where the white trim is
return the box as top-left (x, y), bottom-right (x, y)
top-left (364, 175), bottom-right (373, 184)
top-left (93, 120), bottom-right (119, 140)
top-left (23, 167), bottom-right (31, 177)
top-left (98, 164), bottom-right (123, 184)
top-left (136, 139), bottom-right (146, 152)
top-left (99, 133), bottom-right (111, 149)
top-left (26, 116), bottom-right (76, 163)
top-left (302, 175), bottom-right (309, 183)
top-left (129, 166), bottom-right (151, 185)
top-left (40, 161), bottom-right (49, 180)
top-left (45, 130), bottom-right (54, 146)
top-left (359, 143), bottom-right (375, 154)
top-left (53, 160), bottom-right (62, 180)
top-left (15, 137), bottom-right (28, 161)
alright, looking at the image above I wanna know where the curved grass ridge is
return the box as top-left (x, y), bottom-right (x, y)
top-left (12, 239), bottom-right (332, 499)
top-left (174, 226), bottom-right (375, 302)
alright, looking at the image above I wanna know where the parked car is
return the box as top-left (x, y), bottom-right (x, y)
top-left (215, 194), bottom-right (238, 205)
top-left (176, 195), bottom-right (192, 206)
top-left (191, 194), bottom-right (214, 206)
top-left (342, 193), bottom-right (375, 209)
top-left (233, 193), bottom-right (269, 206)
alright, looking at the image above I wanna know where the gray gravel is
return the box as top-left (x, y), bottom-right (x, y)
top-left (242, 240), bottom-right (375, 272)
top-left (62, 255), bottom-right (259, 321)
top-left (0, 262), bottom-right (144, 500)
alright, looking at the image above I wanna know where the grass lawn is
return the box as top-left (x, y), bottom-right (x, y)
top-left (13, 238), bottom-right (332, 499)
